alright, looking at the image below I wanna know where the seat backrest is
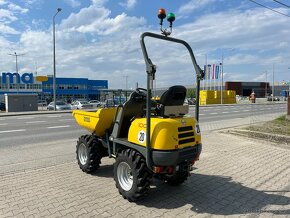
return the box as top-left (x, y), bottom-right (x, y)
top-left (160, 85), bottom-right (186, 106)
top-left (111, 91), bottom-right (146, 138)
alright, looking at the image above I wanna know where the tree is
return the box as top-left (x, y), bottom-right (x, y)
top-left (186, 88), bottom-right (196, 99)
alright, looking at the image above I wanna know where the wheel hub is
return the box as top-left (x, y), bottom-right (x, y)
top-left (78, 143), bottom-right (88, 165)
top-left (117, 162), bottom-right (133, 191)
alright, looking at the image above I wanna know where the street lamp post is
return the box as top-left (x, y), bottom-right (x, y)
top-left (220, 53), bottom-right (224, 104)
top-left (265, 71), bottom-right (267, 97)
top-left (220, 49), bottom-right (235, 104)
top-left (288, 68), bottom-right (290, 97)
top-left (53, 8), bottom-right (62, 111)
top-left (8, 52), bottom-right (25, 94)
top-left (272, 63), bottom-right (275, 102)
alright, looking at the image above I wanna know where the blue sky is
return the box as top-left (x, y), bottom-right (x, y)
top-left (0, 0), bottom-right (289, 89)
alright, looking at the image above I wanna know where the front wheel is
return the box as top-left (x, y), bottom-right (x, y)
top-left (76, 135), bottom-right (107, 173)
top-left (114, 149), bottom-right (152, 202)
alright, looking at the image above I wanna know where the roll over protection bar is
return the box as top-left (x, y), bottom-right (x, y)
top-left (140, 32), bottom-right (203, 170)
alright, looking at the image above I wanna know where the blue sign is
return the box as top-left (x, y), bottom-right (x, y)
top-left (1, 72), bottom-right (34, 84)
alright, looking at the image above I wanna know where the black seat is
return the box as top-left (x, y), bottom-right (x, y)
top-left (160, 85), bottom-right (186, 106)
top-left (157, 86), bottom-right (187, 117)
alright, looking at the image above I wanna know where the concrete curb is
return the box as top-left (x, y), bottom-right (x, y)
top-left (0, 109), bottom-right (97, 117)
top-left (0, 110), bottom-right (72, 117)
top-left (200, 101), bottom-right (286, 107)
top-left (224, 128), bottom-right (290, 145)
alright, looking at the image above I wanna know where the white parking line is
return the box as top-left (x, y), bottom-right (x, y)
top-left (210, 113), bottom-right (218, 115)
top-left (46, 115), bottom-right (62, 118)
top-left (25, 121), bottom-right (46, 124)
top-left (17, 117), bottom-right (35, 120)
top-left (47, 125), bottom-right (70, 129)
top-left (0, 123), bottom-right (8, 126)
top-left (0, 129), bottom-right (26, 134)
top-left (59, 119), bottom-right (74, 121)
top-left (233, 111), bottom-right (240, 113)
top-left (222, 112), bottom-right (229, 114)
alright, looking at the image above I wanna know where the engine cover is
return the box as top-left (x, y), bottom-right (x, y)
top-left (128, 117), bottom-right (201, 151)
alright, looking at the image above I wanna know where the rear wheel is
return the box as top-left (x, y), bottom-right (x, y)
top-left (114, 149), bottom-right (152, 202)
top-left (76, 134), bottom-right (107, 173)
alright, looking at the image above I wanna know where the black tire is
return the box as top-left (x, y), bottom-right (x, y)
top-left (114, 149), bottom-right (152, 202)
top-left (165, 170), bottom-right (189, 186)
top-left (76, 134), bottom-right (107, 173)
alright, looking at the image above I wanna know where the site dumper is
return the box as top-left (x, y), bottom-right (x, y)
top-left (72, 9), bottom-right (205, 201)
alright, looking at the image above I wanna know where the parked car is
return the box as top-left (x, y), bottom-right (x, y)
top-left (71, 100), bottom-right (93, 110)
top-left (37, 100), bottom-right (47, 107)
top-left (0, 102), bottom-right (5, 111)
top-left (184, 98), bottom-right (196, 105)
top-left (104, 98), bottom-right (126, 107)
top-left (188, 98), bottom-right (196, 105)
top-left (267, 96), bottom-right (280, 101)
top-left (47, 101), bottom-right (71, 110)
top-left (88, 100), bottom-right (101, 108)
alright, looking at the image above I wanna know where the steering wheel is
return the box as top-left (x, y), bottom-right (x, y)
top-left (136, 88), bottom-right (147, 97)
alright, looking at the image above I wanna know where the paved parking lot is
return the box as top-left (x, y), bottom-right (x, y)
top-left (1, 131), bottom-right (290, 218)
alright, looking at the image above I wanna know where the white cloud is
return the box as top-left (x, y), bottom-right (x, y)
top-left (20, 31), bottom-right (51, 50)
top-left (0, 0), bottom-right (7, 5)
top-left (59, 5), bottom-right (111, 31)
top-left (8, 3), bottom-right (29, 14)
top-left (59, 4), bottom-right (145, 35)
top-left (36, 5), bottom-right (290, 86)
top-left (2, 1), bottom-right (290, 88)
top-left (252, 73), bottom-right (267, 82)
top-left (119, 0), bottom-right (137, 10)
top-left (64, 0), bottom-right (81, 8)
top-left (0, 23), bottom-right (19, 34)
top-left (0, 9), bottom-right (18, 23)
top-left (177, 0), bottom-right (216, 17)
top-left (24, 0), bottom-right (37, 4)
top-left (22, 0), bottom-right (43, 8)
top-left (175, 7), bottom-right (290, 54)
top-left (2, 2), bottom-right (147, 88)
top-left (91, 0), bottom-right (107, 6)
top-left (0, 36), bottom-right (11, 47)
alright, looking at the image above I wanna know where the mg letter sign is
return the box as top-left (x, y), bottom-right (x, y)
top-left (1, 72), bottom-right (34, 84)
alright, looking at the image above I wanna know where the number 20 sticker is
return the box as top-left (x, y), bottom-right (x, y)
top-left (138, 130), bottom-right (146, 143)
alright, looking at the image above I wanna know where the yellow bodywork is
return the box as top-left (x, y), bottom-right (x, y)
top-left (73, 108), bottom-right (201, 151)
top-left (128, 117), bottom-right (201, 150)
top-left (72, 108), bottom-right (117, 136)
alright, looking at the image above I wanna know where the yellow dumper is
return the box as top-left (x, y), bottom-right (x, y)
top-left (73, 9), bottom-right (204, 202)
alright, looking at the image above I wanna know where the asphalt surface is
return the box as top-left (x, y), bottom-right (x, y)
top-left (0, 103), bottom-right (286, 149)
top-left (192, 103), bottom-right (287, 122)
top-left (0, 114), bottom-right (86, 148)
top-left (0, 103), bottom-right (289, 217)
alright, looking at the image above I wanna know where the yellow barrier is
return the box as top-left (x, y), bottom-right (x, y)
top-left (199, 90), bottom-right (236, 105)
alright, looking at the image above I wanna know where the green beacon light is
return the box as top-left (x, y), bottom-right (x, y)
top-left (158, 8), bottom-right (175, 36)
top-left (167, 13), bottom-right (175, 27)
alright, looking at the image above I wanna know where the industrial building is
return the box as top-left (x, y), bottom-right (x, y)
top-left (225, 82), bottom-right (269, 98)
top-left (225, 81), bottom-right (289, 98)
top-left (0, 72), bottom-right (108, 102)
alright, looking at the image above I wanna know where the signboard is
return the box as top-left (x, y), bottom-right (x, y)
top-left (1, 72), bottom-right (48, 84)
top-left (2, 72), bottom-right (33, 84)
